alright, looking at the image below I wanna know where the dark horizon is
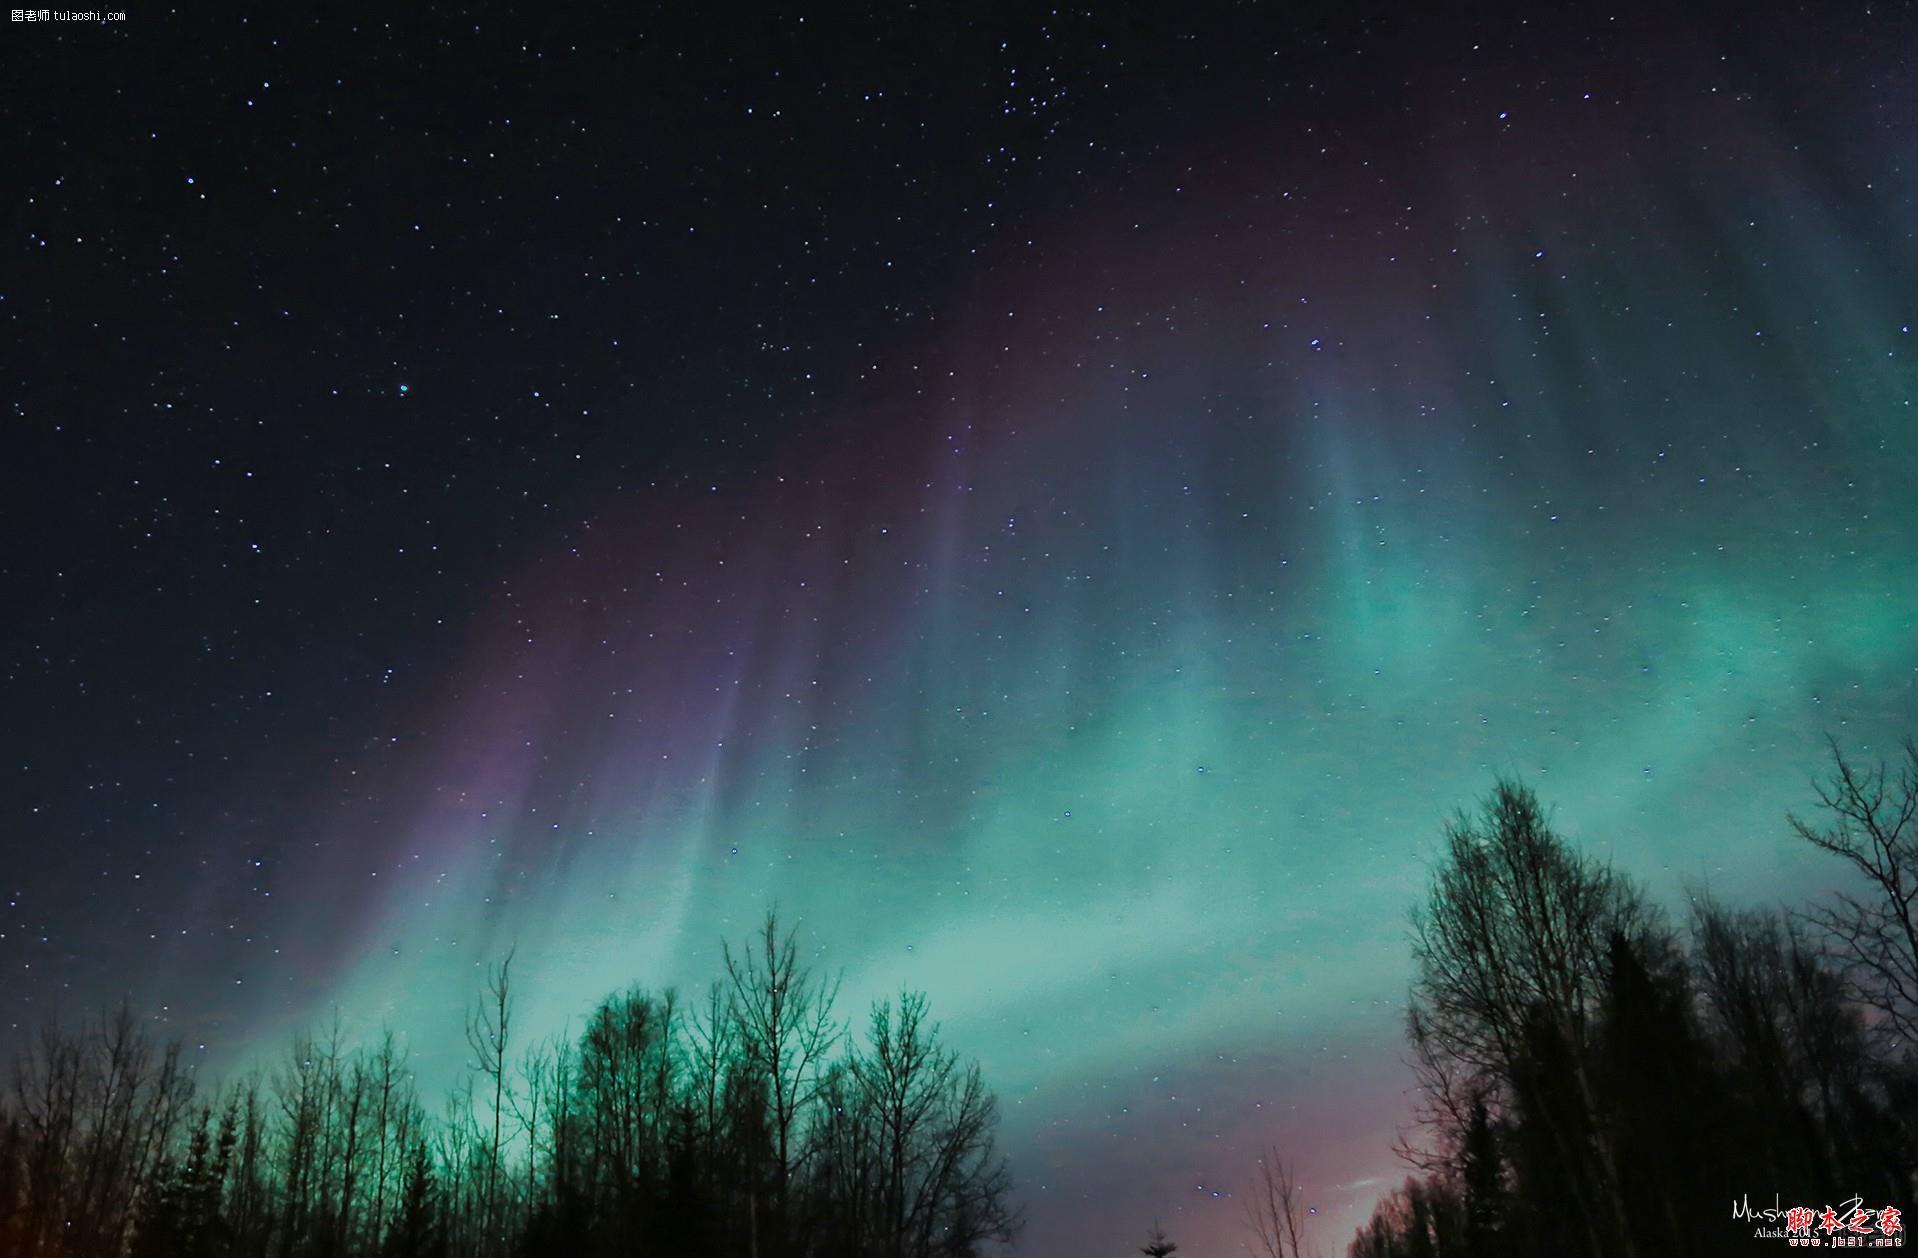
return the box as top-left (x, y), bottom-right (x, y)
top-left (4, 4), bottom-right (1917, 1254)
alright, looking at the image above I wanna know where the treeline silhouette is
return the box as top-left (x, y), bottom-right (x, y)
top-left (1336, 737), bottom-right (1918, 1258)
top-left (0, 912), bottom-right (1018, 1258)
top-left (11, 741), bottom-right (1918, 1258)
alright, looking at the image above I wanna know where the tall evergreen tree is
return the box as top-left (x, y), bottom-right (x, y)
top-left (1458, 1097), bottom-right (1504, 1258)
top-left (384, 1139), bottom-right (443, 1258)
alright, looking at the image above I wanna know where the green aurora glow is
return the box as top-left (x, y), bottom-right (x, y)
top-left (111, 50), bottom-right (1918, 1257)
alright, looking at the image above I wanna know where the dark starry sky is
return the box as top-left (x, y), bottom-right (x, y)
top-left (5, 5), bottom-right (1918, 1252)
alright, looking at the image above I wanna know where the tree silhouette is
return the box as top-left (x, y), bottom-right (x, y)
top-left (1457, 1097), bottom-right (1503, 1258)
top-left (1343, 759), bottom-right (1918, 1258)
top-left (383, 1139), bottom-right (443, 1258)
top-left (0, 909), bottom-right (1018, 1258)
top-left (464, 946), bottom-right (515, 1256)
top-left (1244, 1148), bottom-right (1317, 1258)
top-left (1406, 779), bottom-right (1648, 1257)
top-left (30, 739), bottom-right (1918, 1258)
top-left (1348, 1177), bottom-right (1460, 1258)
top-left (1138, 1220), bottom-right (1177, 1257)
top-left (132, 1102), bottom-right (234, 1258)
top-left (724, 908), bottom-right (843, 1255)
top-left (821, 990), bottom-right (1019, 1258)
top-left (1791, 736), bottom-right (1918, 1049)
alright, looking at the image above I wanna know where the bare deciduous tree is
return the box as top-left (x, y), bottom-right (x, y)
top-left (465, 945), bottom-right (514, 1253)
top-left (1244, 1148), bottom-right (1317, 1258)
top-left (1791, 736), bottom-right (1918, 1050)
top-left (846, 991), bottom-right (1018, 1258)
top-left (1407, 779), bottom-right (1649, 1258)
top-left (724, 908), bottom-right (842, 1242)
top-left (0, 909), bottom-right (1024, 1258)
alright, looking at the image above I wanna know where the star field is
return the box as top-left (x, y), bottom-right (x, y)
top-left (5, 6), bottom-right (1918, 1254)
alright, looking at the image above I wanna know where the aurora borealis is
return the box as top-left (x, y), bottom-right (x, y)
top-left (6, 6), bottom-right (1918, 1254)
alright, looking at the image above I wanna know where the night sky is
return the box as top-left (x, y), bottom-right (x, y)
top-left (6, 5), bottom-right (1918, 1253)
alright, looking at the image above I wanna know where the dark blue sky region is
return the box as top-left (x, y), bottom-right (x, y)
top-left (5, 6), bottom-right (1917, 1253)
